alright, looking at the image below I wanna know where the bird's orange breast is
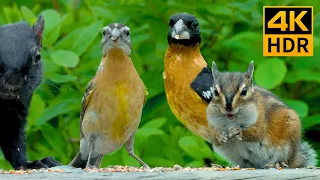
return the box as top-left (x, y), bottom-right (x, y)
top-left (163, 44), bottom-right (212, 142)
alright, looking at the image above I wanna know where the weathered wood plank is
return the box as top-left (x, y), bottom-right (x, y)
top-left (1, 169), bottom-right (320, 180)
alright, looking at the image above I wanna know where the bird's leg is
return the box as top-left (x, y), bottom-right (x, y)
top-left (125, 132), bottom-right (150, 169)
top-left (86, 135), bottom-right (95, 169)
top-left (86, 152), bottom-right (93, 168)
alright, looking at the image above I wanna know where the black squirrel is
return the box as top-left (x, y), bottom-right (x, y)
top-left (0, 15), bottom-right (61, 170)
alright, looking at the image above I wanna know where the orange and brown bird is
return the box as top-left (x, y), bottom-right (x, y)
top-left (69, 23), bottom-right (149, 169)
top-left (163, 13), bottom-right (214, 142)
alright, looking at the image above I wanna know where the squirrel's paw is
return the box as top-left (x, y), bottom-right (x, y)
top-left (228, 126), bottom-right (243, 141)
top-left (216, 130), bottom-right (229, 144)
top-left (264, 162), bottom-right (288, 169)
top-left (16, 156), bottom-right (61, 170)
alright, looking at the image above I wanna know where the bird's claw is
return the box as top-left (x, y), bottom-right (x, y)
top-left (142, 165), bottom-right (151, 170)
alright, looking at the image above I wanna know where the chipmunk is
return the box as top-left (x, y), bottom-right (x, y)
top-left (206, 61), bottom-right (317, 169)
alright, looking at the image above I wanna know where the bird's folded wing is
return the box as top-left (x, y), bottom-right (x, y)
top-left (190, 67), bottom-right (214, 103)
top-left (80, 80), bottom-right (95, 138)
top-left (142, 80), bottom-right (148, 106)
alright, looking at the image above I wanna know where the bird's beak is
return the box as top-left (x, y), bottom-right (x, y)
top-left (172, 19), bottom-right (190, 40)
top-left (111, 28), bottom-right (120, 41)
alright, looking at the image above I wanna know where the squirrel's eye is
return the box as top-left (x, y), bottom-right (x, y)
top-left (34, 51), bottom-right (41, 64)
top-left (241, 88), bottom-right (247, 96)
top-left (102, 30), bottom-right (106, 36)
top-left (125, 30), bottom-right (129, 36)
top-left (214, 89), bottom-right (219, 96)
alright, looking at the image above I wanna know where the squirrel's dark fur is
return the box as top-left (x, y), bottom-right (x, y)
top-left (0, 15), bottom-right (61, 170)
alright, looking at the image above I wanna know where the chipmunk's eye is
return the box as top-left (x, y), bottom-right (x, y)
top-left (240, 88), bottom-right (247, 96)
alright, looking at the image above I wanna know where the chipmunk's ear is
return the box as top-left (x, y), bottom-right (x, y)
top-left (246, 61), bottom-right (254, 91)
top-left (211, 61), bottom-right (219, 80)
top-left (33, 14), bottom-right (44, 47)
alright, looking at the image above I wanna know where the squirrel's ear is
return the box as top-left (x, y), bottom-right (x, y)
top-left (211, 61), bottom-right (219, 80)
top-left (33, 14), bottom-right (44, 47)
top-left (246, 60), bottom-right (254, 83)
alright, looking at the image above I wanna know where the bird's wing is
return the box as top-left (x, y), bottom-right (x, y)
top-left (190, 67), bottom-right (214, 103)
top-left (142, 81), bottom-right (149, 106)
top-left (80, 80), bottom-right (95, 138)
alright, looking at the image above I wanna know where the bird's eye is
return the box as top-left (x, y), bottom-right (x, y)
top-left (34, 50), bottom-right (41, 64)
top-left (125, 30), bottom-right (130, 36)
top-left (191, 21), bottom-right (198, 29)
top-left (240, 87), bottom-right (247, 96)
top-left (102, 30), bottom-right (106, 36)
top-left (214, 89), bottom-right (219, 96)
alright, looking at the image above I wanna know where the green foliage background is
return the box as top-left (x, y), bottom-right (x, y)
top-left (0, 0), bottom-right (319, 170)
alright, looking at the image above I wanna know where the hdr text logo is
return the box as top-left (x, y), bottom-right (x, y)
top-left (263, 6), bottom-right (313, 56)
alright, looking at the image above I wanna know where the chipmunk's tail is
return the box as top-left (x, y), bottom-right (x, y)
top-left (299, 141), bottom-right (318, 167)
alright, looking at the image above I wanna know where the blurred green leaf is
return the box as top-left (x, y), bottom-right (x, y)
top-left (178, 136), bottom-right (211, 160)
top-left (185, 160), bottom-right (205, 167)
top-left (142, 117), bottom-right (167, 129)
top-left (20, 6), bottom-right (36, 24)
top-left (28, 94), bottom-right (45, 127)
top-left (47, 73), bottom-right (78, 83)
top-left (254, 58), bottom-right (287, 89)
top-left (284, 70), bottom-right (320, 83)
top-left (72, 20), bottom-right (102, 56)
top-left (302, 115), bottom-right (320, 130)
top-left (283, 99), bottom-right (309, 118)
top-left (135, 128), bottom-right (164, 140)
top-left (40, 123), bottom-right (67, 152)
top-left (54, 27), bottom-right (85, 50)
top-left (36, 99), bottom-right (79, 127)
top-left (41, 9), bottom-right (61, 45)
top-left (51, 50), bottom-right (80, 68)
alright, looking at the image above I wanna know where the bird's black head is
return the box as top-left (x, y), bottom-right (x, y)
top-left (167, 12), bottom-right (201, 46)
top-left (0, 15), bottom-right (44, 100)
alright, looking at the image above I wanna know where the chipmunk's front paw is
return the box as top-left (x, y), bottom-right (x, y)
top-left (228, 126), bottom-right (243, 141)
top-left (264, 162), bottom-right (288, 169)
top-left (216, 130), bottom-right (229, 144)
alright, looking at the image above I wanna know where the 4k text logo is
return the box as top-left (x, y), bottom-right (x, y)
top-left (263, 6), bottom-right (313, 56)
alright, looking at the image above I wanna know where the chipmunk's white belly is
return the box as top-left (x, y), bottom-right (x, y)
top-left (212, 140), bottom-right (290, 168)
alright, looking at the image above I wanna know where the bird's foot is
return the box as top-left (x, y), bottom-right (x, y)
top-left (85, 164), bottom-right (96, 169)
top-left (141, 164), bottom-right (150, 170)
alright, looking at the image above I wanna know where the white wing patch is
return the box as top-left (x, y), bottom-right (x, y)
top-left (202, 87), bottom-right (214, 100)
